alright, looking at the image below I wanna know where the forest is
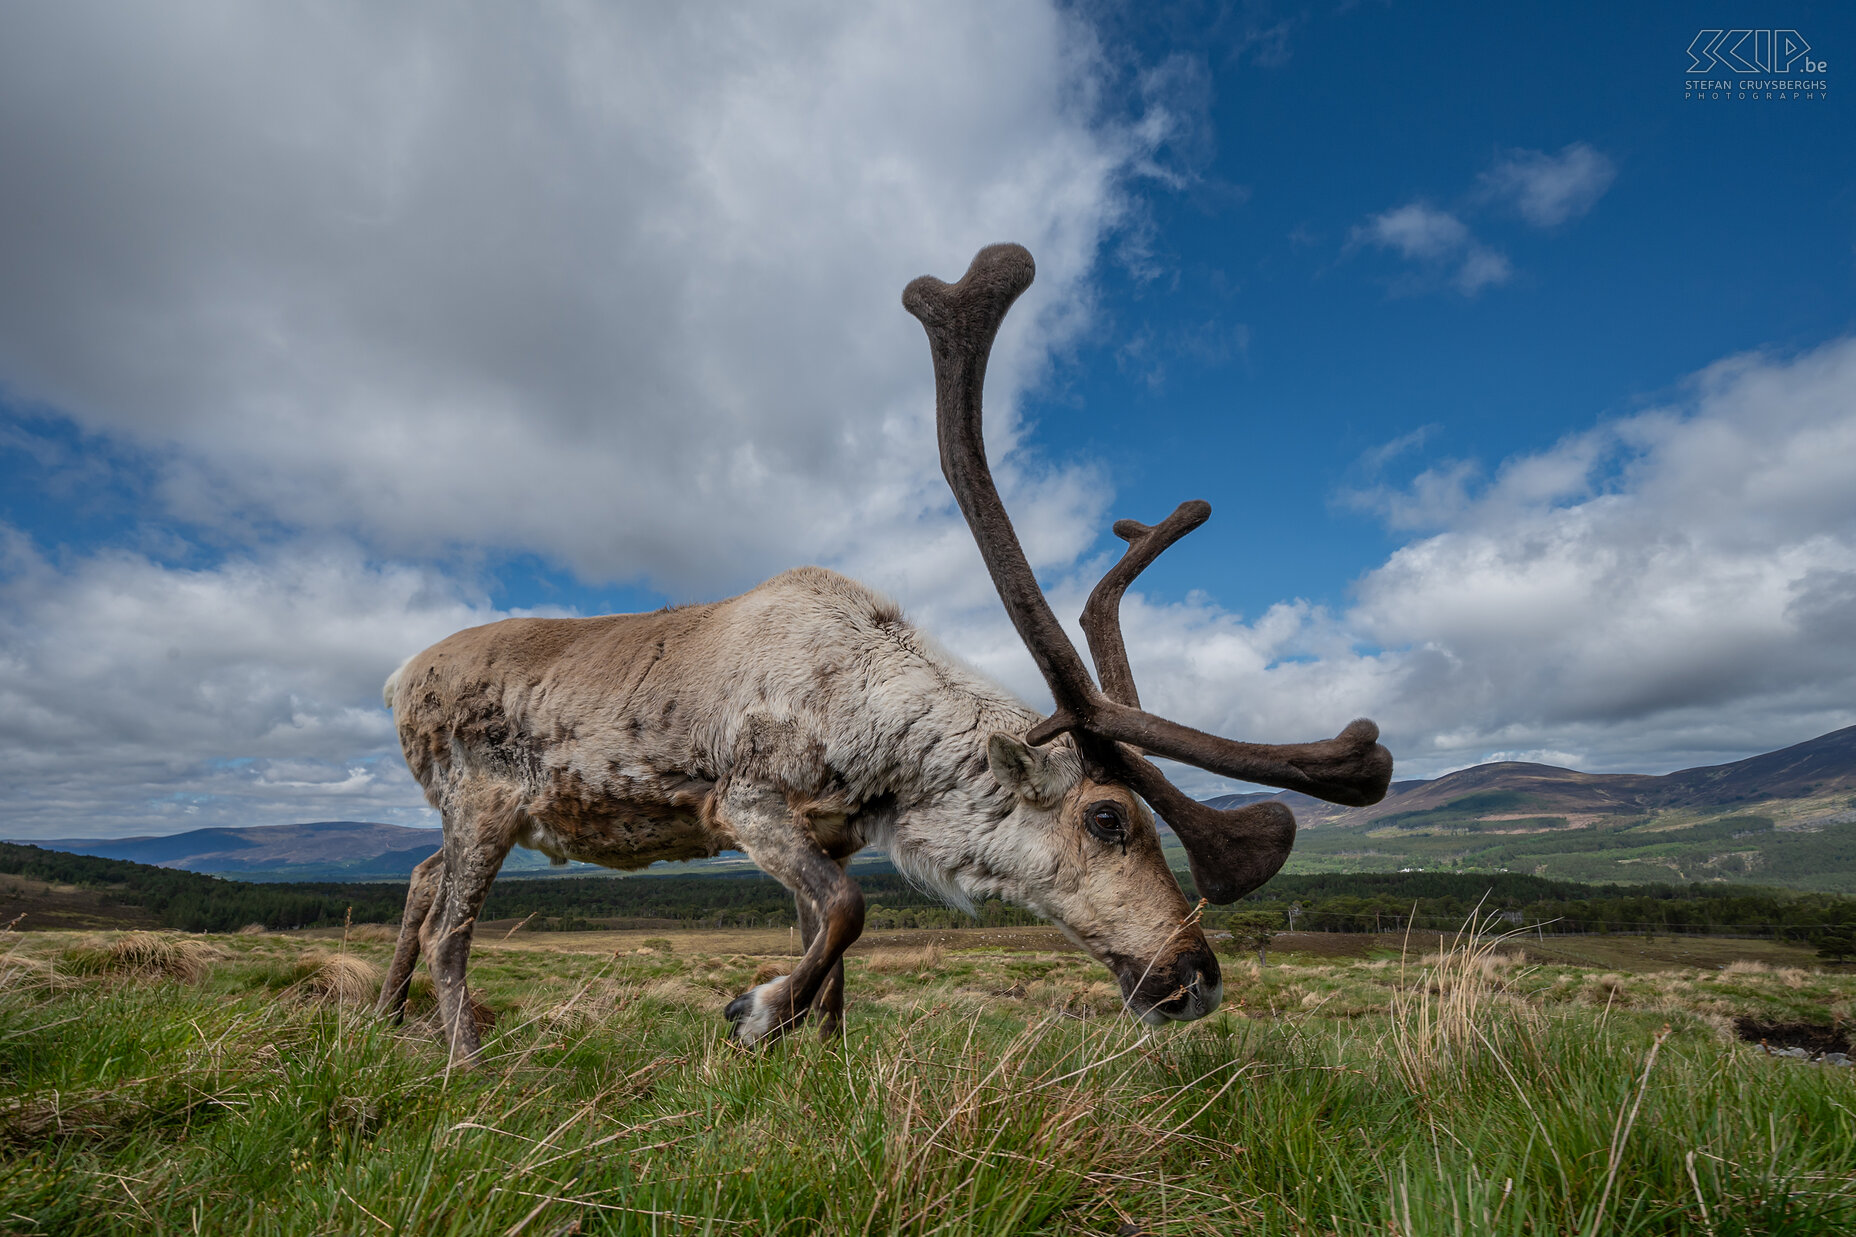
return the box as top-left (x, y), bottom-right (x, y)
top-left (7, 841), bottom-right (1856, 951)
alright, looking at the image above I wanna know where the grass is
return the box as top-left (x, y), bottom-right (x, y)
top-left (3, 921), bottom-right (1855, 1235)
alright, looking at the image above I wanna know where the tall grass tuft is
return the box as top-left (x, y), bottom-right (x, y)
top-left (60, 930), bottom-right (218, 983)
top-left (0, 941), bottom-right (64, 994)
top-left (1386, 911), bottom-right (1540, 1094)
top-left (285, 949), bottom-right (384, 1006)
top-left (863, 942), bottom-right (944, 975)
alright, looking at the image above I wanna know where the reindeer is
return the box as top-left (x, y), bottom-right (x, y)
top-left (376, 244), bottom-right (1392, 1064)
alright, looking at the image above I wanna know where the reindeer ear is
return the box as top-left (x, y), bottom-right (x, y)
top-left (987, 732), bottom-right (1067, 807)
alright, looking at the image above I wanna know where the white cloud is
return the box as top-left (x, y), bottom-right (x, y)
top-left (1025, 335), bottom-right (1856, 790)
top-left (1452, 246), bottom-right (1515, 296)
top-left (0, 0), bottom-right (1206, 839)
top-left (0, 534), bottom-right (548, 837)
top-left (5, 335), bottom-right (1852, 836)
top-left (1349, 203), bottom-right (1511, 297)
top-left (0, 1), bottom-right (1171, 597)
top-left (1478, 142), bottom-right (1617, 227)
top-left (1350, 141), bottom-right (1611, 297)
top-left (1357, 203), bottom-right (1471, 260)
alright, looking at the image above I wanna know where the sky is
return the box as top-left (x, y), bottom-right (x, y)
top-left (1, 1), bottom-right (1852, 840)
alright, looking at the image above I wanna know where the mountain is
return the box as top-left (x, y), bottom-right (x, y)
top-left (1204, 726), bottom-right (1856, 892)
top-left (18, 821), bottom-right (893, 883)
top-left (19, 727), bottom-right (1856, 891)
top-left (24, 821), bottom-right (446, 881)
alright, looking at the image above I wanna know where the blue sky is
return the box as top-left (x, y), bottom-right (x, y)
top-left (1, 2), bottom-right (1851, 838)
top-left (1045, 1), bottom-right (1854, 613)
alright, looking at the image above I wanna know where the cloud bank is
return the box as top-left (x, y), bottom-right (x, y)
top-left (0, 0), bottom-right (1180, 836)
top-left (1074, 336), bottom-right (1856, 788)
top-left (0, 1), bottom-right (1165, 596)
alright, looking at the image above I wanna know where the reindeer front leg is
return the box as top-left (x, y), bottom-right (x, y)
top-left (797, 890), bottom-right (848, 1038)
top-left (719, 785), bottom-right (864, 1046)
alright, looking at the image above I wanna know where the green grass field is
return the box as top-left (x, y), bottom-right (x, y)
top-left (4, 923), bottom-right (1855, 1235)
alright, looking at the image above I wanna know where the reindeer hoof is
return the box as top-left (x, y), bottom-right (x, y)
top-left (725, 977), bottom-right (805, 1046)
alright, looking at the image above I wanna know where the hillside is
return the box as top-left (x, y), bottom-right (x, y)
top-left (1206, 726), bottom-right (1856, 892)
top-left (15, 820), bottom-right (896, 883)
top-left (0, 842), bottom-right (403, 931)
top-left (29, 821), bottom-right (445, 880)
top-left (16, 726), bottom-right (1856, 892)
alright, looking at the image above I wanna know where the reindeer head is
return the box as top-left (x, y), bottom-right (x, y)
top-left (903, 244), bottom-right (1394, 1020)
top-left (975, 729), bottom-right (1225, 1022)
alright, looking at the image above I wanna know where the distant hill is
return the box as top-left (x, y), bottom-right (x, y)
top-left (1205, 726), bottom-right (1856, 892)
top-left (17, 820), bottom-right (894, 883)
top-left (18, 726), bottom-right (1856, 892)
top-left (0, 841), bottom-right (403, 932)
top-left (25, 821), bottom-right (447, 882)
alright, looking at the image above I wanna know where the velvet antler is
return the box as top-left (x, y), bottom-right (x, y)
top-left (903, 244), bottom-right (1394, 903)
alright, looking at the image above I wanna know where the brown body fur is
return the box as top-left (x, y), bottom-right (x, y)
top-left (378, 567), bottom-right (1220, 1063)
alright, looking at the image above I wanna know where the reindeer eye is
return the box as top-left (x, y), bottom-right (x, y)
top-left (1084, 801), bottom-right (1128, 844)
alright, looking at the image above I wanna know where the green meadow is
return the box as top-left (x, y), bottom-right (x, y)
top-left (3, 922), bottom-right (1854, 1235)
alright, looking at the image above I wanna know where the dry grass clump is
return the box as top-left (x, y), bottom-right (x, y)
top-left (544, 971), bottom-right (721, 1028)
top-left (1227, 957), bottom-right (1263, 983)
top-left (640, 976), bottom-right (723, 1011)
top-left (0, 951), bottom-right (66, 994)
top-left (1417, 949), bottom-right (1527, 985)
top-left (287, 950), bottom-right (384, 1006)
top-left (1387, 919), bottom-right (1542, 1092)
top-left (237, 923), bottom-right (269, 935)
top-left (397, 976), bottom-right (498, 1034)
top-left (1019, 978), bottom-right (1122, 1018)
top-left (750, 959), bottom-right (791, 986)
top-left (1721, 960), bottom-right (1771, 975)
top-left (1580, 973), bottom-right (1630, 1006)
top-left (62, 932), bottom-right (218, 983)
top-left (864, 943), bottom-right (944, 975)
top-left (0, 1088), bottom-right (139, 1145)
top-left (538, 981), bottom-right (633, 1035)
top-left (345, 924), bottom-right (398, 944)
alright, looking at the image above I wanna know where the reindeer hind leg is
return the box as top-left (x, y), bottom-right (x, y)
top-left (377, 850), bottom-right (445, 1022)
top-left (426, 781), bottom-right (519, 1067)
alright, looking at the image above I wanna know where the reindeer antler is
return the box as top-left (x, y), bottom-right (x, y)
top-left (903, 244), bottom-right (1394, 903)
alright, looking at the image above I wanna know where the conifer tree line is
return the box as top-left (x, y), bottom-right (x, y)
top-left (6, 842), bottom-right (1855, 958)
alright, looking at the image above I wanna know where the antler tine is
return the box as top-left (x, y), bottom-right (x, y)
top-left (904, 245), bottom-right (1394, 811)
top-left (1080, 499), bottom-right (1211, 709)
top-left (1074, 497), bottom-right (1391, 807)
top-left (1099, 710), bottom-right (1393, 807)
top-left (902, 244), bottom-right (1101, 732)
top-left (1113, 752), bottom-right (1297, 903)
